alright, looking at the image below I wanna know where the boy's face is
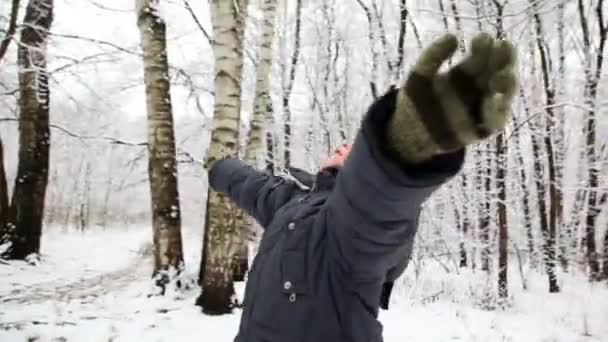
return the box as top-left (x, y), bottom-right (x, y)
top-left (320, 144), bottom-right (352, 170)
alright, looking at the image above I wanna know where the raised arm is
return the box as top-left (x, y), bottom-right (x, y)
top-left (208, 159), bottom-right (303, 227)
top-left (325, 33), bottom-right (518, 276)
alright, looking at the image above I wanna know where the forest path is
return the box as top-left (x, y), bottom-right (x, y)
top-left (0, 241), bottom-right (153, 306)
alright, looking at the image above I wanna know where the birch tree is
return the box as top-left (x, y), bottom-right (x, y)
top-left (281, 0), bottom-right (302, 169)
top-left (247, 0), bottom-right (278, 167)
top-left (232, 0), bottom-right (278, 282)
top-left (2, 0), bottom-right (53, 260)
top-left (198, 0), bottom-right (248, 315)
top-left (136, 0), bottom-right (185, 287)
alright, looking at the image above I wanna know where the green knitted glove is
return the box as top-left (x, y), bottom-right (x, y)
top-left (388, 32), bottom-right (518, 163)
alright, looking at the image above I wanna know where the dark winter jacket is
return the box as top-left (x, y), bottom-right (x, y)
top-left (285, 166), bottom-right (394, 311)
top-left (209, 89), bottom-right (465, 342)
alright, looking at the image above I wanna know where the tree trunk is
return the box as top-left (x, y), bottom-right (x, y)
top-left (232, 0), bottom-right (278, 283)
top-left (3, 0), bottom-right (53, 260)
top-left (513, 91), bottom-right (536, 268)
top-left (491, 1), bottom-right (508, 298)
top-left (496, 132), bottom-right (508, 298)
top-left (602, 216), bottom-right (608, 280)
top-left (136, 0), bottom-right (185, 286)
top-left (577, 0), bottom-right (606, 281)
top-left (395, 0), bottom-right (408, 82)
top-left (556, 1), bottom-right (568, 272)
top-left (449, 0), bottom-right (466, 53)
top-left (198, 0), bottom-right (248, 315)
top-left (0, 138), bottom-right (9, 243)
top-left (530, 119), bottom-right (559, 292)
top-left (437, 0), bottom-right (449, 31)
top-left (78, 160), bottom-right (92, 232)
top-left (282, 0), bottom-right (302, 169)
top-left (530, 0), bottom-right (560, 293)
top-left (479, 146), bottom-right (492, 273)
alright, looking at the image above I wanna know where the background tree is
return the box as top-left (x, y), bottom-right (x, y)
top-left (530, 0), bottom-right (560, 293)
top-left (198, 0), bottom-right (249, 315)
top-left (232, 0), bottom-right (279, 282)
top-left (491, 0), bottom-right (509, 300)
top-left (2, 0), bottom-right (54, 260)
top-left (281, 0), bottom-right (302, 169)
top-left (135, 0), bottom-right (185, 290)
top-left (577, 0), bottom-right (607, 282)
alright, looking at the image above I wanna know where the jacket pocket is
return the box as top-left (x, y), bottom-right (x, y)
top-left (280, 250), bottom-right (309, 295)
top-left (250, 249), bottom-right (313, 341)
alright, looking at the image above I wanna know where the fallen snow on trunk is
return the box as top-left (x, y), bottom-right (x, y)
top-left (1, 228), bottom-right (607, 341)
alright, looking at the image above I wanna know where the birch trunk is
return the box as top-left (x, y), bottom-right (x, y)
top-left (232, 0), bottom-right (278, 282)
top-left (136, 0), bottom-right (185, 285)
top-left (198, 0), bottom-right (248, 315)
top-left (282, 0), bottom-right (302, 169)
top-left (3, 0), bottom-right (53, 260)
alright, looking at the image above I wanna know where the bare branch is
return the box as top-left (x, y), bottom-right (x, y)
top-left (182, 0), bottom-right (213, 46)
top-left (370, 1), bottom-right (395, 76)
top-left (0, 117), bottom-right (148, 146)
top-left (355, 0), bottom-right (379, 99)
top-left (87, 0), bottom-right (132, 13)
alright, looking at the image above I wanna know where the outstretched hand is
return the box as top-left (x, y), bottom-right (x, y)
top-left (387, 33), bottom-right (518, 163)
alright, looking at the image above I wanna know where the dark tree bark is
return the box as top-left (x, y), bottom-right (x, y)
top-left (3, 0), bottom-right (54, 260)
top-left (577, 0), bottom-right (607, 282)
top-left (395, 0), bottom-right (408, 77)
top-left (529, 0), bottom-right (560, 293)
top-left (449, 0), bottom-right (466, 53)
top-left (478, 145), bottom-right (492, 273)
top-left (0, 138), bottom-right (9, 243)
top-left (497, 132), bottom-right (508, 298)
top-left (530, 119), bottom-right (559, 292)
top-left (437, 0), bottom-right (449, 31)
top-left (491, 0), bottom-right (508, 298)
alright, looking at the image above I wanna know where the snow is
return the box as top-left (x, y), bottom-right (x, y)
top-left (1, 228), bottom-right (607, 341)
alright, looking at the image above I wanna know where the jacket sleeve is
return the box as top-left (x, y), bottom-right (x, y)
top-left (325, 88), bottom-right (465, 277)
top-left (208, 159), bottom-right (302, 227)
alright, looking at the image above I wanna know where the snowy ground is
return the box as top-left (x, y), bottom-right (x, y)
top-left (1, 228), bottom-right (607, 342)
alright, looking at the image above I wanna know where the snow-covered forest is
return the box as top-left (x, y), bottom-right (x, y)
top-left (0, 0), bottom-right (607, 341)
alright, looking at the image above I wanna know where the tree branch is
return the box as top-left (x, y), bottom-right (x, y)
top-left (182, 0), bottom-right (213, 46)
top-left (0, 118), bottom-right (148, 146)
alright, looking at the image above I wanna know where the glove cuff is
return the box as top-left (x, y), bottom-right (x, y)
top-left (387, 90), bottom-right (441, 163)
